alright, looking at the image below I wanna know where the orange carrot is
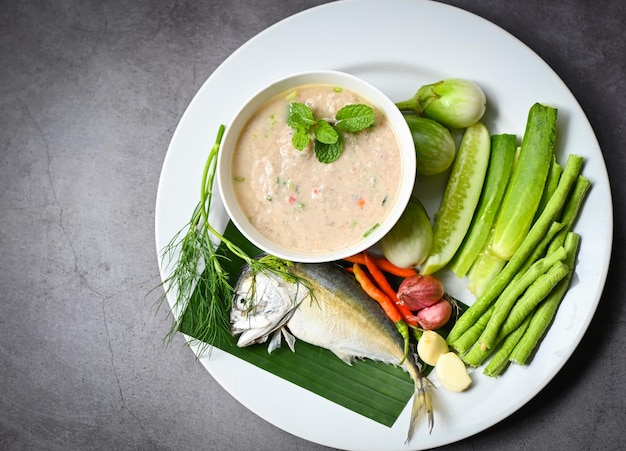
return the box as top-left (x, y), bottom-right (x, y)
top-left (353, 263), bottom-right (402, 322)
top-left (344, 253), bottom-right (417, 278)
top-left (363, 252), bottom-right (396, 299)
top-left (371, 256), bottom-right (418, 278)
top-left (353, 263), bottom-right (410, 361)
top-left (343, 253), bottom-right (367, 264)
top-left (363, 252), bottom-right (419, 327)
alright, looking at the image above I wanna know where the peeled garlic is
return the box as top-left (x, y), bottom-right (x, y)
top-left (435, 352), bottom-right (472, 392)
top-left (417, 330), bottom-right (449, 366)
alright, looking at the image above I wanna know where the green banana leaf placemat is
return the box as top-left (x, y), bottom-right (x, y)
top-left (177, 221), bottom-right (414, 428)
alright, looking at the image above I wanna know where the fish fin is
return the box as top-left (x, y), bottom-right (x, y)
top-left (331, 351), bottom-right (355, 365)
top-left (282, 328), bottom-right (297, 353)
top-left (405, 376), bottom-right (434, 444)
top-left (267, 328), bottom-right (298, 354)
top-left (267, 330), bottom-right (283, 354)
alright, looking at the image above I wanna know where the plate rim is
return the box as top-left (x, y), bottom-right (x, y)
top-left (154, 1), bottom-right (614, 449)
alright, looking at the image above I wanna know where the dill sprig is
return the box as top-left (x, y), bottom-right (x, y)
top-left (155, 125), bottom-right (313, 354)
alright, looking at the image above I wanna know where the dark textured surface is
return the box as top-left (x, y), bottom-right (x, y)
top-left (1, 1), bottom-right (624, 450)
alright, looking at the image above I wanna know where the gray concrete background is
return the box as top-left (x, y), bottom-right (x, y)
top-left (1, 1), bottom-right (624, 450)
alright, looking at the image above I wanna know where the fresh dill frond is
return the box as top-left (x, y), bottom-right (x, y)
top-left (154, 210), bottom-right (232, 351)
top-left (153, 125), bottom-right (315, 355)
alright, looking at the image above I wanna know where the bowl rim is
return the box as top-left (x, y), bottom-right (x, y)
top-left (216, 69), bottom-right (416, 263)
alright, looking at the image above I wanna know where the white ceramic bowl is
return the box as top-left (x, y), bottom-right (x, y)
top-left (217, 70), bottom-right (416, 263)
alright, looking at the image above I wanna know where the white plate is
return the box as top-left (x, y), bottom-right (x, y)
top-left (155, 1), bottom-right (613, 449)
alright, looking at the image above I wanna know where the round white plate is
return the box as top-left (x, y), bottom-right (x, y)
top-left (155, 1), bottom-right (613, 449)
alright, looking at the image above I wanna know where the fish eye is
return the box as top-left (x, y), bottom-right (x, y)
top-left (235, 294), bottom-right (249, 309)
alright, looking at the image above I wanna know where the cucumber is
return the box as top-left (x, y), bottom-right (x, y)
top-left (420, 122), bottom-right (491, 275)
top-left (449, 133), bottom-right (517, 278)
top-left (491, 103), bottom-right (557, 260)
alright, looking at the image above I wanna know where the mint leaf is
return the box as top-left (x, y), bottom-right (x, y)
top-left (288, 102), bottom-right (315, 129)
top-left (314, 133), bottom-right (344, 164)
top-left (314, 120), bottom-right (339, 144)
top-left (335, 104), bottom-right (375, 132)
top-left (292, 129), bottom-right (310, 150)
top-left (285, 101), bottom-right (375, 163)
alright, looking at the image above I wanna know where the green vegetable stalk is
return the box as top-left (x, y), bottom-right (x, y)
top-left (477, 245), bottom-right (568, 351)
top-left (462, 259), bottom-right (569, 367)
top-left (483, 314), bottom-right (532, 377)
top-left (509, 232), bottom-right (580, 365)
top-left (534, 155), bottom-right (563, 222)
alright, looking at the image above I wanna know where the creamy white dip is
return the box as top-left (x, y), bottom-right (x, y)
top-left (231, 84), bottom-right (402, 254)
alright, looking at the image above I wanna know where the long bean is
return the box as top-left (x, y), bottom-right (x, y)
top-left (547, 175), bottom-right (591, 255)
top-left (478, 246), bottom-right (567, 350)
top-left (512, 221), bottom-right (564, 283)
top-left (533, 155), bottom-right (562, 222)
top-left (496, 262), bottom-right (570, 339)
top-left (464, 221), bottom-right (563, 352)
top-left (447, 153), bottom-right (583, 344)
top-left (462, 260), bottom-right (569, 367)
top-left (510, 232), bottom-right (580, 364)
top-left (483, 314), bottom-right (532, 377)
top-left (449, 304), bottom-right (494, 354)
top-left (560, 175), bottom-right (592, 227)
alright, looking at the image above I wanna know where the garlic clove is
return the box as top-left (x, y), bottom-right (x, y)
top-left (435, 352), bottom-right (472, 392)
top-left (417, 330), bottom-right (449, 366)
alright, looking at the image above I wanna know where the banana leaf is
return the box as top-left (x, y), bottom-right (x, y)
top-left (177, 221), bottom-right (414, 428)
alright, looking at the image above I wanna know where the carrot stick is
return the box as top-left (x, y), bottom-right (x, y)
top-left (344, 253), bottom-right (417, 278)
top-left (353, 263), bottom-right (410, 362)
top-left (363, 252), bottom-right (419, 327)
top-left (371, 256), bottom-right (418, 278)
top-left (353, 263), bottom-right (402, 322)
top-left (343, 253), bottom-right (368, 264)
top-left (363, 252), bottom-right (398, 301)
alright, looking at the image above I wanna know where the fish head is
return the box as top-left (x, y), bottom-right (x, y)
top-left (230, 266), bottom-right (303, 347)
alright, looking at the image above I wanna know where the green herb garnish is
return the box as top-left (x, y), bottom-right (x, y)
top-left (154, 125), bottom-right (313, 353)
top-left (287, 101), bottom-right (375, 164)
top-left (363, 223), bottom-right (380, 238)
top-left (335, 104), bottom-right (376, 132)
top-left (314, 133), bottom-right (343, 164)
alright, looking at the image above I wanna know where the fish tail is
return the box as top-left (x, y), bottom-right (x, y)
top-left (405, 366), bottom-right (434, 444)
